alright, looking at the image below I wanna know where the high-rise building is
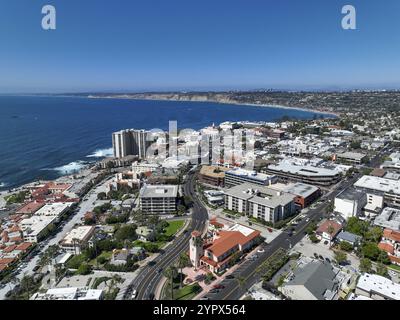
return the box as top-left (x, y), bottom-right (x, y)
top-left (112, 129), bottom-right (151, 159)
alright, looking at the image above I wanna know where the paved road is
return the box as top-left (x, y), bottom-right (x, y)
top-left (0, 177), bottom-right (112, 299)
top-left (133, 171), bottom-right (209, 300)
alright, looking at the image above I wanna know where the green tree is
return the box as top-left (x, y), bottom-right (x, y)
top-left (177, 253), bottom-right (190, 288)
top-left (361, 242), bottom-right (381, 261)
top-left (376, 262), bottom-right (388, 277)
top-left (346, 217), bottom-right (368, 236)
top-left (365, 227), bottom-right (383, 243)
top-left (359, 258), bottom-right (372, 273)
top-left (115, 224), bottom-right (138, 242)
top-left (334, 251), bottom-right (347, 265)
top-left (339, 241), bottom-right (353, 252)
top-left (164, 266), bottom-right (178, 300)
top-left (76, 263), bottom-right (92, 275)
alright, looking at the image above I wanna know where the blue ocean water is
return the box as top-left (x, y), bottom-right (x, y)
top-left (0, 96), bottom-right (332, 190)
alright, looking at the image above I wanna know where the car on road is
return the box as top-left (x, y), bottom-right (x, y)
top-left (225, 275), bottom-right (235, 280)
top-left (209, 288), bottom-right (220, 294)
top-left (200, 296), bottom-right (210, 300)
top-left (157, 268), bottom-right (163, 274)
top-left (149, 293), bottom-right (155, 300)
top-left (257, 248), bottom-right (265, 253)
top-left (131, 289), bottom-right (137, 299)
top-left (213, 284), bottom-right (225, 289)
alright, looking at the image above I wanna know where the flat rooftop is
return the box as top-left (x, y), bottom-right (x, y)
top-left (200, 165), bottom-right (229, 178)
top-left (354, 175), bottom-right (400, 195)
top-left (226, 168), bottom-right (276, 181)
top-left (374, 207), bottom-right (400, 231)
top-left (357, 274), bottom-right (400, 300)
top-left (35, 203), bottom-right (71, 216)
top-left (139, 184), bottom-right (178, 198)
top-left (268, 163), bottom-right (340, 177)
top-left (337, 152), bottom-right (366, 161)
top-left (336, 187), bottom-right (365, 201)
top-left (282, 183), bottom-right (320, 198)
top-left (61, 226), bottom-right (95, 244)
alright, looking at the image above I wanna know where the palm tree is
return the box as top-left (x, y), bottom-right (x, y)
top-left (177, 253), bottom-right (190, 288)
top-left (163, 266), bottom-right (178, 300)
top-left (236, 276), bottom-right (246, 290)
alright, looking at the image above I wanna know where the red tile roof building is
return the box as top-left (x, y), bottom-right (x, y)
top-left (379, 228), bottom-right (400, 265)
top-left (191, 223), bottom-right (261, 274)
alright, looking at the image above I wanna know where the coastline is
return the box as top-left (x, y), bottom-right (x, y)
top-left (87, 95), bottom-right (340, 118)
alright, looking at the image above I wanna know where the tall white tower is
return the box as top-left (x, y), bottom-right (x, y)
top-left (189, 231), bottom-right (203, 270)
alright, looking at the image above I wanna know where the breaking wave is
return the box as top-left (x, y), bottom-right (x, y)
top-left (86, 147), bottom-right (113, 158)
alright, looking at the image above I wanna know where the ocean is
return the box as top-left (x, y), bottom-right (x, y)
top-left (0, 95), bottom-right (332, 190)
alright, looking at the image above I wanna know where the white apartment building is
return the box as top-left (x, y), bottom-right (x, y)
top-left (59, 226), bottom-right (95, 254)
top-left (356, 274), bottom-right (400, 300)
top-left (139, 184), bottom-right (178, 214)
top-left (334, 188), bottom-right (367, 220)
top-left (224, 183), bottom-right (296, 223)
top-left (20, 215), bottom-right (58, 243)
top-left (112, 129), bottom-right (151, 159)
top-left (354, 175), bottom-right (400, 208)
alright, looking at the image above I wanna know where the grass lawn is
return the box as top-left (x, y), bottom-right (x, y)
top-left (88, 251), bottom-right (112, 266)
top-left (164, 220), bottom-right (185, 237)
top-left (175, 284), bottom-right (202, 300)
top-left (389, 264), bottom-right (400, 272)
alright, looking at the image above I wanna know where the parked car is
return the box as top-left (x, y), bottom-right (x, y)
top-left (225, 275), bottom-right (235, 280)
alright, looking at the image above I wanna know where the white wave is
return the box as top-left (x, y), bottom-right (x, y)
top-left (53, 161), bottom-right (87, 174)
top-left (0, 182), bottom-right (6, 188)
top-left (86, 147), bottom-right (113, 158)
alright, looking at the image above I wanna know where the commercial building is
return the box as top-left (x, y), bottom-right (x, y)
top-left (334, 188), bottom-right (367, 220)
top-left (139, 184), bottom-right (178, 214)
top-left (30, 287), bottom-right (103, 300)
top-left (112, 129), bottom-right (152, 159)
top-left (198, 165), bottom-right (229, 187)
top-left (271, 182), bottom-right (321, 209)
top-left (59, 226), bottom-right (95, 254)
top-left (354, 175), bottom-right (400, 208)
top-left (224, 168), bottom-right (277, 188)
top-left (281, 261), bottom-right (340, 300)
top-left (224, 183), bottom-right (296, 223)
top-left (265, 163), bottom-right (341, 186)
top-left (336, 152), bottom-right (367, 164)
top-left (356, 274), bottom-right (400, 300)
top-left (19, 215), bottom-right (58, 243)
top-left (374, 207), bottom-right (400, 231)
top-left (378, 228), bottom-right (400, 265)
top-left (190, 224), bottom-right (261, 274)
top-left (35, 203), bottom-right (72, 221)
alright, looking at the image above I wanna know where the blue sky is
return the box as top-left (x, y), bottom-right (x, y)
top-left (0, 0), bottom-right (400, 92)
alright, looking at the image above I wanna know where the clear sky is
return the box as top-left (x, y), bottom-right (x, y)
top-left (1, 0), bottom-right (400, 93)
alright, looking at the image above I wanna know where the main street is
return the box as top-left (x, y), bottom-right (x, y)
top-left (208, 172), bottom-right (362, 300)
top-left (208, 146), bottom-right (393, 300)
top-left (133, 171), bottom-right (209, 300)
